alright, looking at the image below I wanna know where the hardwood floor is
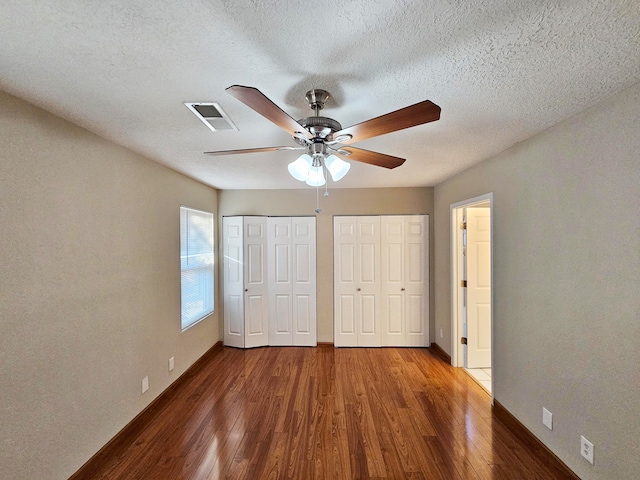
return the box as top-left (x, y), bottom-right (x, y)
top-left (74, 346), bottom-right (576, 479)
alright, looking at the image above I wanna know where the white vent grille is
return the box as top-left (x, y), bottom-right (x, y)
top-left (184, 102), bottom-right (238, 132)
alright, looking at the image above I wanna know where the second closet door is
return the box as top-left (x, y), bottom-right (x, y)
top-left (334, 215), bottom-right (429, 347)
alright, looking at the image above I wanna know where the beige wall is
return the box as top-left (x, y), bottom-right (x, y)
top-left (0, 91), bottom-right (220, 479)
top-left (219, 187), bottom-right (434, 342)
top-left (434, 83), bottom-right (640, 479)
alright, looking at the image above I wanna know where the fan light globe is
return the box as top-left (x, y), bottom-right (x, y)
top-left (305, 165), bottom-right (326, 186)
top-left (288, 154), bottom-right (312, 181)
top-left (324, 155), bottom-right (350, 181)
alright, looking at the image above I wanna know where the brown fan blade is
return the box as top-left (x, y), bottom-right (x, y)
top-left (204, 146), bottom-right (302, 156)
top-left (337, 146), bottom-right (405, 169)
top-left (333, 100), bottom-right (440, 144)
top-left (226, 85), bottom-right (313, 140)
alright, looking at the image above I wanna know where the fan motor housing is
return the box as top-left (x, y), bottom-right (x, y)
top-left (295, 116), bottom-right (342, 143)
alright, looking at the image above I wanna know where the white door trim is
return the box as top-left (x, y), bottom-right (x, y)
top-left (450, 193), bottom-right (494, 399)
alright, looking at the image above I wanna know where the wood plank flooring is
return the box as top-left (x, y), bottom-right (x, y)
top-left (75, 346), bottom-right (575, 479)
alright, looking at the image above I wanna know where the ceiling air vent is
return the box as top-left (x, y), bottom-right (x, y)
top-left (184, 102), bottom-right (238, 132)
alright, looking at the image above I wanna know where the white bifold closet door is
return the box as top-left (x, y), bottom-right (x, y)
top-left (334, 215), bottom-right (429, 347)
top-left (223, 216), bottom-right (317, 348)
top-left (223, 216), bottom-right (269, 348)
top-left (268, 217), bottom-right (317, 346)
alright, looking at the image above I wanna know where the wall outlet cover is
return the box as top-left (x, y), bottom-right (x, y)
top-left (142, 376), bottom-right (149, 394)
top-left (581, 435), bottom-right (594, 464)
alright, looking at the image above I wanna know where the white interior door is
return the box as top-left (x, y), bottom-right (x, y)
top-left (244, 217), bottom-right (269, 348)
top-left (223, 217), bottom-right (245, 348)
top-left (291, 217), bottom-right (316, 346)
top-left (466, 207), bottom-right (492, 368)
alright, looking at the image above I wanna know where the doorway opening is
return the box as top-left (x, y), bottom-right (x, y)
top-left (450, 194), bottom-right (493, 397)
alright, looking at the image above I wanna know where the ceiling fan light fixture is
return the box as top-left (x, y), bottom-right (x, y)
top-left (305, 164), bottom-right (326, 186)
top-left (324, 154), bottom-right (350, 182)
top-left (288, 154), bottom-right (312, 181)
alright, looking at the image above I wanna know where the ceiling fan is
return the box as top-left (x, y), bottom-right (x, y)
top-left (205, 85), bottom-right (441, 186)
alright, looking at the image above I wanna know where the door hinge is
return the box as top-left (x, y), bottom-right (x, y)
top-left (461, 337), bottom-right (468, 345)
top-left (460, 222), bottom-right (467, 230)
top-left (460, 280), bottom-right (467, 287)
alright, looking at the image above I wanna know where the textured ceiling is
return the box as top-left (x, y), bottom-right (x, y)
top-left (1, 0), bottom-right (639, 189)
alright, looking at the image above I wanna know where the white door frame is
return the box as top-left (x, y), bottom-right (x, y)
top-left (450, 193), bottom-right (494, 396)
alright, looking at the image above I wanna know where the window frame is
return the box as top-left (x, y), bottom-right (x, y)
top-left (180, 205), bottom-right (215, 331)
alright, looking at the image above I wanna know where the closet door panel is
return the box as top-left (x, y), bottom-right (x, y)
top-left (386, 293), bottom-right (404, 335)
top-left (357, 217), bottom-right (381, 345)
top-left (294, 294), bottom-right (312, 335)
top-left (334, 217), bottom-right (358, 346)
top-left (275, 245), bottom-right (291, 283)
top-left (223, 217), bottom-right (245, 348)
top-left (273, 294), bottom-right (292, 334)
top-left (226, 295), bottom-right (243, 335)
top-left (292, 217), bottom-right (316, 346)
top-left (244, 217), bottom-right (269, 348)
top-left (405, 215), bottom-right (429, 346)
top-left (337, 295), bottom-right (356, 334)
top-left (407, 294), bottom-right (425, 333)
top-left (295, 244), bottom-right (311, 283)
top-left (381, 216), bottom-right (406, 344)
top-left (268, 216), bottom-right (317, 346)
top-left (268, 217), bottom-right (293, 345)
top-left (334, 216), bottom-right (381, 346)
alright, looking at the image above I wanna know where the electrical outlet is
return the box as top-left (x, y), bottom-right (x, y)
top-left (142, 376), bottom-right (149, 394)
top-left (581, 435), bottom-right (594, 465)
top-left (542, 407), bottom-right (553, 430)
top-left (440, 328), bottom-right (443, 339)
top-left (169, 357), bottom-right (175, 372)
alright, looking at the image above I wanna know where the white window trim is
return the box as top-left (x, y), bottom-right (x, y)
top-left (180, 206), bottom-right (214, 331)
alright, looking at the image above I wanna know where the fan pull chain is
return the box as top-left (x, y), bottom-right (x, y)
top-left (315, 184), bottom-right (321, 214)
top-left (324, 161), bottom-right (330, 198)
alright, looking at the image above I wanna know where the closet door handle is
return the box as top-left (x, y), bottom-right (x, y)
top-left (401, 288), bottom-right (405, 291)
top-left (244, 288), bottom-right (248, 292)
top-left (357, 288), bottom-right (361, 291)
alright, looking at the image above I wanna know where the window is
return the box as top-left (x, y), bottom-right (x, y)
top-left (180, 206), bottom-right (214, 330)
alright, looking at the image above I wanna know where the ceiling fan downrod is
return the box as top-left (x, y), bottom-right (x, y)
top-left (295, 89), bottom-right (343, 144)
